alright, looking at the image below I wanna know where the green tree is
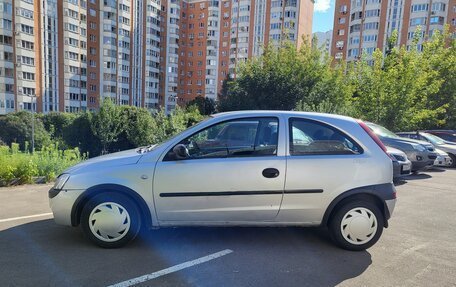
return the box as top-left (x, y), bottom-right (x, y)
top-left (218, 42), bottom-right (305, 111)
top-left (42, 112), bottom-right (78, 148)
top-left (350, 30), bottom-right (445, 131)
top-left (90, 99), bottom-right (124, 153)
top-left (111, 106), bottom-right (157, 150)
top-left (0, 112), bottom-right (51, 151)
top-left (421, 26), bottom-right (456, 128)
top-left (187, 96), bottom-right (216, 115)
top-left (218, 40), bottom-right (353, 113)
top-left (64, 112), bottom-right (101, 157)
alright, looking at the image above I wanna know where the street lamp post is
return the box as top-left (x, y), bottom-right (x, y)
top-left (31, 95), bottom-right (35, 153)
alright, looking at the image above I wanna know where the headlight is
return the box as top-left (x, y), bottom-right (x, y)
top-left (392, 154), bottom-right (406, 162)
top-left (53, 174), bottom-right (70, 190)
top-left (412, 144), bottom-right (426, 152)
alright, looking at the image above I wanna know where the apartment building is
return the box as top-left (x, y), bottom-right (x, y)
top-left (331, 0), bottom-right (456, 63)
top-left (313, 30), bottom-right (333, 54)
top-left (0, 0), bottom-right (38, 114)
top-left (0, 0), bottom-right (313, 115)
top-left (172, 0), bottom-right (314, 106)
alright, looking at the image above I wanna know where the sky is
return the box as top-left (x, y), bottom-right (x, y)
top-left (312, 0), bottom-right (335, 33)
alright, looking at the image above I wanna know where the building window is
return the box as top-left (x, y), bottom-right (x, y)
top-left (430, 16), bottom-right (445, 25)
top-left (348, 48), bottom-right (359, 57)
top-left (411, 4), bottom-right (428, 12)
top-left (431, 2), bottom-right (446, 12)
top-left (410, 17), bottom-right (427, 26)
top-left (350, 36), bottom-right (360, 44)
top-left (340, 5), bottom-right (347, 13)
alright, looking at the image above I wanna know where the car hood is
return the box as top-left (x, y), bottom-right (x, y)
top-left (63, 148), bottom-right (144, 174)
top-left (381, 136), bottom-right (431, 147)
top-left (386, 146), bottom-right (406, 156)
top-left (437, 144), bottom-right (456, 152)
top-left (435, 148), bottom-right (449, 156)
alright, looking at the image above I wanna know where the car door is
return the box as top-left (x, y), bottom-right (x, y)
top-left (277, 117), bottom-right (365, 224)
top-left (153, 117), bottom-right (286, 222)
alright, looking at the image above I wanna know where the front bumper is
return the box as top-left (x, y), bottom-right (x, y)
top-left (434, 155), bottom-right (452, 167)
top-left (393, 160), bottom-right (412, 179)
top-left (49, 188), bottom-right (85, 226)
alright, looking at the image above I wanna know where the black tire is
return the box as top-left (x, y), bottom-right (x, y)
top-left (329, 200), bottom-right (384, 251)
top-left (448, 154), bottom-right (456, 168)
top-left (81, 192), bottom-right (141, 248)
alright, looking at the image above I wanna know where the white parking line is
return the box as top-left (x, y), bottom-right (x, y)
top-left (0, 213), bottom-right (53, 223)
top-left (107, 249), bottom-right (233, 287)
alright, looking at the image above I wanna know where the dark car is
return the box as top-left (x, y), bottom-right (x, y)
top-left (366, 123), bottom-right (437, 172)
top-left (397, 131), bottom-right (456, 168)
top-left (424, 130), bottom-right (456, 144)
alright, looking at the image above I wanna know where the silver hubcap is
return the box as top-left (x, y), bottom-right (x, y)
top-left (89, 202), bottom-right (131, 242)
top-left (340, 207), bottom-right (377, 245)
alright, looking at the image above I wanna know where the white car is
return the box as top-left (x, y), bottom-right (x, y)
top-left (386, 146), bottom-right (411, 180)
top-left (434, 148), bottom-right (453, 167)
top-left (49, 111), bottom-right (396, 251)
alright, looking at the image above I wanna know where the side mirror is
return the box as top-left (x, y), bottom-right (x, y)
top-left (173, 144), bottom-right (190, 160)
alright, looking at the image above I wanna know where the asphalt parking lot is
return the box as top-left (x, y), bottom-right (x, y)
top-left (1, 169), bottom-right (456, 287)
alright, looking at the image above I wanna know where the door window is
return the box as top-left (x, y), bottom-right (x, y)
top-left (165, 117), bottom-right (279, 160)
top-left (289, 118), bottom-right (362, 155)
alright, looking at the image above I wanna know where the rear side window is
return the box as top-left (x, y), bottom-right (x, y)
top-left (289, 118), bottom-right (362, 155)
top-left (164, 117), bottom-right (279, 160)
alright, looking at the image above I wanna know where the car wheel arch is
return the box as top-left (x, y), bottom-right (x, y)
top-left (321, 187), bottom-right (390, 229)
top-left (71, 184), bottom-right (153, 229)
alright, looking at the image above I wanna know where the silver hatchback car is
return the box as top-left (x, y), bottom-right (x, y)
top-left (49, 111), bottom-right (396, 251)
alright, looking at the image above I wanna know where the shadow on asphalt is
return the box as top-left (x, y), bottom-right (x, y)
top-left (426, 167), bottom-right (447, 173)
top-left (0, 219), bottom-right (372, 287)
top-left (405, 173), bottom-right (432, 180)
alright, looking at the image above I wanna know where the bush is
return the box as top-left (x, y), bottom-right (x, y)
top-left (0, 101), bottom-right (205, 159)
top-left (0, 144), bottom-right (85, 186)
top-left (0, 112), bottom-right (51, 151)
top-left (63, 112), bottom-right (101, 157)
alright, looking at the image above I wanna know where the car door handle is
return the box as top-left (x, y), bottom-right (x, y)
top-left (262, 168), bottom-right (280, 178)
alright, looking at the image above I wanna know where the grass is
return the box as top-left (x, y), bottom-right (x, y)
top-left (0, 143), bottom-right (85, 187)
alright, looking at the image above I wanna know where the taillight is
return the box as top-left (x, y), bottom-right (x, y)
top-left (357, 120), bottom-right (392, 158)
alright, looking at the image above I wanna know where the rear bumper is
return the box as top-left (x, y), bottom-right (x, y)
top-left (385, 199), bottom-right (396, 218)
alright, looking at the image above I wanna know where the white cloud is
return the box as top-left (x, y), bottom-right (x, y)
top-left (314, 0), bottom-right (331, 12)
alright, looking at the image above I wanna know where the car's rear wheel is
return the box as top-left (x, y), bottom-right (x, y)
top-left (81, 193), bottom-right (141, 248)
top-left (329, 200), bottom-right (384, 251)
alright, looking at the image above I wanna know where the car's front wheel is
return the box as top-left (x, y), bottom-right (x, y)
top-left (448, 154), bottom-right (456, 168)
top-left (81, 193), bottom-right (141, 248)
top-left (329, 200), bottom-right (384, 251)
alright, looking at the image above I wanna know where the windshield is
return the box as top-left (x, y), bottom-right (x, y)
top-left (366, 123), bottom-right (399, 138)
top-left (421, 132), bottom-right (445, 145)
top-left (142, 116), bottom-right (212, 152)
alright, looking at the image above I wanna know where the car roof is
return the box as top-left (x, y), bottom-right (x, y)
top-left (212, 110), bottom-right (355, 122)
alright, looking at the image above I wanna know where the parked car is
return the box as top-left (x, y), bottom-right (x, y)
top-left (397, 132), bottom-right (456, 168)
top-left (366, 123), bottom-right (437, 172)
top-left (49, 111), bottom-right (396, 251)
top-left (386, 146), bottom-right (411, 180)
top-left (434, 148), bottom-right (453, 167)
top-left (424, 130), bottom-right (456, 143)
